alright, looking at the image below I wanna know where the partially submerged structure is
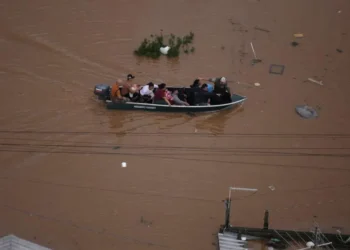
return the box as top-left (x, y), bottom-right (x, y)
top-left (0, 234), bottom-right (51, 250)
top-left (217, 187), bottom-right (350, 250)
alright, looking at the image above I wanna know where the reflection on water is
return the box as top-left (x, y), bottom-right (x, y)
top-left (106, 105), bottom-right (244, 138)
top-left (194, 106), bottom-right (244, 134)
top-left (107, 110), bottom-right (192, 135)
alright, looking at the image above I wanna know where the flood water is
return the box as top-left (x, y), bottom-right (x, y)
top-left (1, 0), bottom-right (350, 249)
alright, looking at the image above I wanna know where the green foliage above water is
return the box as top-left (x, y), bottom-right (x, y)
top-left (134, 31), bottom-right (195, 59)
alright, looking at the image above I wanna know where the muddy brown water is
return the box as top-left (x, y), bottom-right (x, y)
top-left (1, 0), bottom-right (350, 249)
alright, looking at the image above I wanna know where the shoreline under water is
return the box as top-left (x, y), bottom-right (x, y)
top-left (1, 0), bottom-right (350, 249)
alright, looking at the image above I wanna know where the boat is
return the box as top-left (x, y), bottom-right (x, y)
top-left (93, 84), bottom-right (247, 113)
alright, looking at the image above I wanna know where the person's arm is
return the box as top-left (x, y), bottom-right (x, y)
top-left (198, 77), bottom-right (216, 82)
top-left (163, 97), bottom-right (171, 106)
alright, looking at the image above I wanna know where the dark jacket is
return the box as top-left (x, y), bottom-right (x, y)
top-left (186, 87), bottom-right (200, 105)
top-left (194, 90), bottom-right (215, 105)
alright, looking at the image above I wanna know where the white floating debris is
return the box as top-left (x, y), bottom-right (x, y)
top-left (254, 82), bottom-right (261, 86)
top-left (268, 185), bottom-right (275, 191)
top-left (306, 241), bottom-right (315, 248)
top-left (307, 78), bottom-right (323, 86)
top-left (160, 46), bottom-right (170, 55)
top-left (121, 162), bottom-right (127, 168)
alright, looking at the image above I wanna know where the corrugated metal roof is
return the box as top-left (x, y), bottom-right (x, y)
top-left (218, 232), bottom-right (248, 250)
top-left (0, 234), bottom-right (52, 250)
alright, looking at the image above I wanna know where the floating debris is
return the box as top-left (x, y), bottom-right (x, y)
top-left (268, 185), bottom-right (275, 191)
top-left (140, 216), bottom-right (153, 227)
top-left (160, 46), bottom-right (170, 55)
top-left (293, 33), bottom-right (304, 38)
top-left (307, 78), bottom-right (323, 86)
top-left (254, 26), bottom-right (270, 33)
top-left (295, 105), bottom-right (318, 119)
top-left (336, 48), bottom-right (343, 53)
top-left (254, 82), bottom-right (261, 87)
top-left (250, 42), bottom-right (262, 65)
top-left (269, 64), bottom-right (285, 75)
top-left (121, 162), bottom-right (127, 168)
top-left (291, 41), bottom-right (299, 47)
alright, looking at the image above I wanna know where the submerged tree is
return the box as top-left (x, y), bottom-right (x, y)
top-left (134, 31), bottom-right (195, 59)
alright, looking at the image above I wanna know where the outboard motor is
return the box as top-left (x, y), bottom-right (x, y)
top-left (94, 84), bottom-right (110, 101)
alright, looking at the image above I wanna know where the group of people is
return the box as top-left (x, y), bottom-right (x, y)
top-left (110, 74), bottom-right (232, 106)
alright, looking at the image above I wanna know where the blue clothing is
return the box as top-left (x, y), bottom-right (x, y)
top-left (206, 83), bottom-right (214, 93)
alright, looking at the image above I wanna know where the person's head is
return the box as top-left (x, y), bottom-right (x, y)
top-left (116, 79), bottom-right (123, 85)
top-left (127, 74), bottom-right (135, 81)
top-left (129, 86), bottom-right (136, 93)
top-left (148, 82), bottom-right (155, 90)
top-left (128, 86), bottom-right (137, 98)
top-left (131, 83), bottom-right (140, 90)
top-left (159, 83), bottom-right (166, 90)
top-left (201, 83), bottom-right (208, 91)
top-left (220, 77), bottom-right (227, 85)
top-left (173, 89), bottom-right (179, 95)
top-left (191, 79), bottom-right (200, 88)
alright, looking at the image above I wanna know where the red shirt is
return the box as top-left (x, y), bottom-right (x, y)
top-left (154, 89), bottom-right (165, 101)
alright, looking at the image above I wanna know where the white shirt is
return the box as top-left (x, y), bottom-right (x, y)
top-left (140, 84), bottom-right (158, 97)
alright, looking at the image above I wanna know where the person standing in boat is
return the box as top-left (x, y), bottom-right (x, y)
top-left (153, 83), bottom-right (172, 106)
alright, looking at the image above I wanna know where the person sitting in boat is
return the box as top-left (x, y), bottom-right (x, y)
top-left (172, 89), bottom-right (189, 106)
top-left (140, 82), bottom-right (158, 103)
top-left (211, 76), bottom-right (231, 93)
top-left (153, 83), bottom-right (172, 106)
top-left (110, 79), bottom-right (128, 103)
top-left (192, 78), bottom-right (214, 93)
top-left (205, 76), bottom-right (232, 103)
top-left (186, 79), bottom-right (202, 105)
top-left (126, 86), bottom-right (140, 102)
top-left (120, 76), bottom-right (141, 101)
top-left (194, 84), bottom-right (214, 106)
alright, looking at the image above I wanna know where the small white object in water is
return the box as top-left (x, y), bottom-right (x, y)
top-left (160, 46), bottom-right (170, 55)
top-left (306, 241), bottom-right (315, 248)
top-left (254, 82), bottom-right (260, 86)
top-left (241, 237), bottom-right (246, 241)
top-left (121, 162), bottom-right (127, 168)
top-left (268, 185), bottom-right (275, 191)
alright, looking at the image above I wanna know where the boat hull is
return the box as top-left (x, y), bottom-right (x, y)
top-left (105, 94), bottom-right (246, 113)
